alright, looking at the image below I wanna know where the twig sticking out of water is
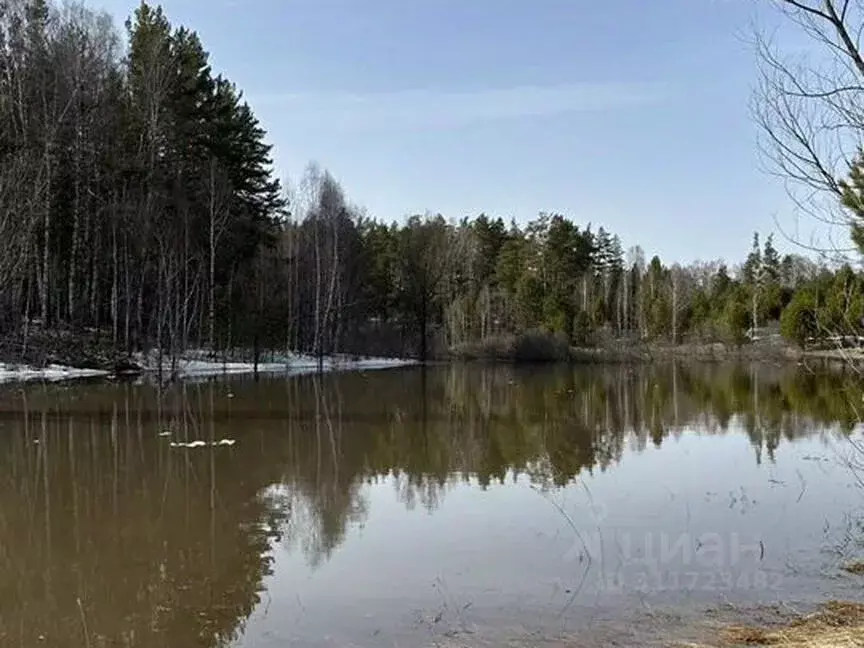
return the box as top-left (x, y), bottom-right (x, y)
top-left (76, 597), bottom-right (92, 648)
top-left (796, 469), bottom-right (807, 503)
top-left (530, 485), bottom-right (593, 565)
top-left (530, 485), bottom-right (596, 619)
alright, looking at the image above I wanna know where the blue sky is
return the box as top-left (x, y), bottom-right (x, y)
top-left (90, 0), bottom-right (830, 265)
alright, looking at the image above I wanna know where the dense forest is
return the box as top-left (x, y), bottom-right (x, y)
top-left (1, 0), bottom-right (863, 366)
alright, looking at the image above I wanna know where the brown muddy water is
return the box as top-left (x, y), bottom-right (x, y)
top-left (0, 363), bottom-right (862, 647)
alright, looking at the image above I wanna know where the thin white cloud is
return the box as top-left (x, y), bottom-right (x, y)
top-left (249, 82), bottom-right (668, 131)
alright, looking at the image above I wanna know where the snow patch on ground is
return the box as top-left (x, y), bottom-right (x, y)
top-left (0, 352), bottom-right (415, 385)
top-left (134, 350), bottom-right (416, 379)
top-left (0, 363), bottom-right (110, 384)
top-left (169, 438), bottom-right (236, 448)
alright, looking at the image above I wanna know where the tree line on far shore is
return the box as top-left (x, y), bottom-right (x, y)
top-left (1, 0), bottom-right (862, 364)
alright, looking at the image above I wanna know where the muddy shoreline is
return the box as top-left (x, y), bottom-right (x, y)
top-left (423, 600), bottom-right (864, 647)
top-left (2, 324), bottom-right (862, 377)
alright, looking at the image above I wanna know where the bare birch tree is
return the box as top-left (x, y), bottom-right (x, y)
top-left (753, 0), bottom-right (864, 250)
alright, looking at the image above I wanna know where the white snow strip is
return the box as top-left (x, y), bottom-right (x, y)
top-left (169, 438), bottom-right (236, 449)
top-left (133, 351), bottom-right (417, 380)
top-left (0, 353), bottom-right (416, 385)
top-left (0, 363), bottom-right (110, 384)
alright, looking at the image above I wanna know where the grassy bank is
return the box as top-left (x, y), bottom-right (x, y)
top-left (702, 600), bottom-right (864, 648)
top-left (428, 599), bottom-right (864, 647)
top-left (449, 331), bottom-right (813, 364)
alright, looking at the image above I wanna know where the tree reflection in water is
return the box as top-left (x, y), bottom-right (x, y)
top-left (0, 362), bottom-right (856, 646)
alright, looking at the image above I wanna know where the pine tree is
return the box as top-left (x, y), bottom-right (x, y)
top-left (762, 234), bottom-right (781, 284)
top-left (742, 232), bottom-right (762, 285)
top-left (713, 264), bottom-right (732, 298)
top-left (470, 214), bottom-right (507, 286)
top-left (840, 150), bottom-right (864, 255)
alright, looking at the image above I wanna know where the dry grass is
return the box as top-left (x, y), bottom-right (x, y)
top-left (841, 561), bottom-right (864, 575)
top-left (431, 601), bottom-right (864, 648)
top-left (717, 601), bottom-right (864, 647)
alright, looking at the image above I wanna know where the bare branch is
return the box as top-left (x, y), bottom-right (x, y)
top-left (754, 1), bottom-right (864, 251)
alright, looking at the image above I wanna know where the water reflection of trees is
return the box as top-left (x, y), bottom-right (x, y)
top-left (264, 362), bottom-right (864, 563)
top-left (0, 382), bottom-right (289, 648)
top-left (0, 363), bottom-right (857, 645)
top-left (295, 363), bottom-right (860, 490)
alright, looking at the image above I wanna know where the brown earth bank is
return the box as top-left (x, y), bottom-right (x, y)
top-left (1, 325), bottom-right (861, 375)
top-left (0, 325), bottom-right (142, 373)
top-left (429, 601), bottom-right (864, 647)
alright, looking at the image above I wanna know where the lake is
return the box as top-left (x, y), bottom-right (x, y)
top-left (0, 362), bottom-right (862, 647)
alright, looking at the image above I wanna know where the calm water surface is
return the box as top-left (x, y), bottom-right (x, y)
top-left (0, 363), bottom-right (862, 647)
